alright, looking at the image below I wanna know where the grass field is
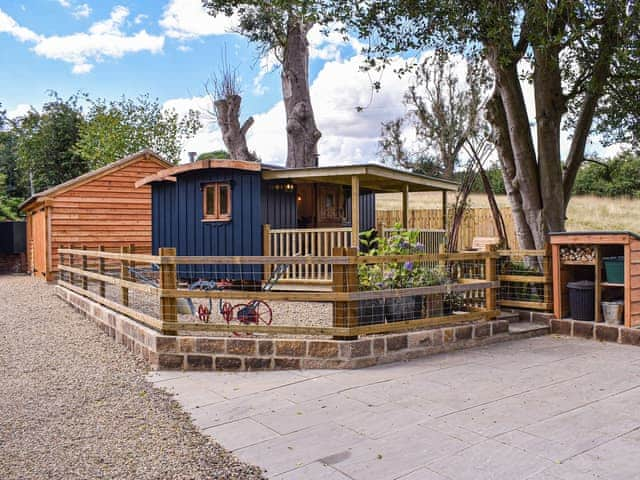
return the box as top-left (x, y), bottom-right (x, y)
top-left (377, 193), bottom-right (640, 233)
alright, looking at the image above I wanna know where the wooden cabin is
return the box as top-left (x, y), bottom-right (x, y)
top-left (20, 150), bottom-right (171, 281)
top-left (137, 160), bottom-right (458, 285)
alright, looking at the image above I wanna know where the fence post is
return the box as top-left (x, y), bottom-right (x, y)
top-left (543, 242), bottom-right (552, 310)
top-left (485, 244), bottom-right (498, 317)
top-left (98, 245), bottom-right (105, 297)
top-left (159, 247), bottom-right (178, 335)
top-left (263, 224), bottom-right (271, 281)
top-left (120, 245), bottom-right (130, 306)
top-left (332, 246), bottom-right (358, 340)
top-left (81, 244), bottom-right (88, 291)
top-left (58, 246), bottom-right (64, 283)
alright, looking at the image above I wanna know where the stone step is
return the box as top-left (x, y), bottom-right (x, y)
top-left (508, 321), bottom-right (550, 339)
top-left (497, 311), bottom-right (521, 324)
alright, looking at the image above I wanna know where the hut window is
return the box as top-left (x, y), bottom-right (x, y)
top-left (203, 183), bottom-right (232, 221)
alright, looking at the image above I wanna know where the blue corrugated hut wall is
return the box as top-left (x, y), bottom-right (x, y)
top-left (152, 169), bottom-right (263, 281)
top-left (346, 191), bottom-right (376, 232)
top-left (261, 182), bottom-right (297, 228)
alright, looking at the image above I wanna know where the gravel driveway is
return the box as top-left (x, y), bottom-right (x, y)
top-left (0, 275), bottom-right (265, 480)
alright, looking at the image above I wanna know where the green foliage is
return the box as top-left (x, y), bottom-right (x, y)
top-left (358, 225), bottom-right (447, 290)
top-left (573, 152), bottom-right (640, 197)
top-left (0, 173), bottom-right (22, 220)
top-left (198, 150), bottom-right (230, 160)
top-left (14, 92), bottom-right (87, 194)
top-left (470, 164), bottom-right (505, 194)
top-left (74, 94), bottom-right (201, 167)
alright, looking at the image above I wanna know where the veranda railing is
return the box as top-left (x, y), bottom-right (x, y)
top-left (57, 246), bottom-right (502, 339)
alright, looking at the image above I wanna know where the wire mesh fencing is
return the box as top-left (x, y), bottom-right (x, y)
top-left (57, 246), bottom-right (502, 339)
top-left (496, 247), bottom-right (552, 311)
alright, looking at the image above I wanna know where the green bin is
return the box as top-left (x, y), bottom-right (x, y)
top-left (603, 256), bottom-right (624, 284)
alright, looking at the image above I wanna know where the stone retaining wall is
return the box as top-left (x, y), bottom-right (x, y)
top-left (550, 318), bottom-right (640, 346)
top-left (57, 285), bottom-right (514, 371)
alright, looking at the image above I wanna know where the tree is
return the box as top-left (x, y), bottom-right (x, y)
top-left (379, 54), bottom-right (489, 179)
top-left (198, 150), bottom-right (231, 160)
top-left (322, 1), bottom-right (640, 249)
top-left (14, 93), bottom-right (87, 195)
top-left (205, 61), bottom-right (257, 162)
top-left (74, 94), bottom-right (201, 167)
top-left (202, 1), bottom-right (322, 167)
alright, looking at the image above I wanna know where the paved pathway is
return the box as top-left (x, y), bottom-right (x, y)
top-left (149, 336), bottom-right (640, 479)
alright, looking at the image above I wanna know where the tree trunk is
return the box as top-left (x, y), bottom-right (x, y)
top-left (214, 94), bottom-right (256, 162)
top-left (488, 55), bottom-right (546, 249)
top-left (282, 18), bottom-right (321, 168)
top-left (534, 46), bottom-right (566, 233)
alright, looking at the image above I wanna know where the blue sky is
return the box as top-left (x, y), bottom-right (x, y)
top-left (1, 0), bottom-right (400, 165)
top-left (0, 1), bottom-right (622, 165)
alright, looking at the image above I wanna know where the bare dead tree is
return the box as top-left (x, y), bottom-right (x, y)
top-left (206, 59), bottom-right (257, 162)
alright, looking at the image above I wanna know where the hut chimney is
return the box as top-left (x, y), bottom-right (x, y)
top-left (188, 152), bottom-right (197, 163)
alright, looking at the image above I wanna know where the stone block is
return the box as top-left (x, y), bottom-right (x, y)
top-left (215, 356), bottom-right (242, 370)
top-left (275, 340), bottom-right (306, 357)
top-left (258, 340), bottom-right (274, 356)
top-left (492, 320), bottom-right (509, 335)
top-left (474, 323), bottom-right (490, 338)
top-left (245, 358), bottom-right (273, 370)
top-left (307, 341), bottom-right (339, 358)
top-left (274, 358), bottom-right (301, 369)
top-left (186, 354), bottom-right (213, 370)
top-left (195, 338), bottom-right (225, 354)
top-left (595, 324), bottom-right (619, 343)
top-left (431, 329), bottom-right (444, 346)
top-left (373, 338), bottom-right (385, 355)
top-left (550, 319), bottom-right (572, 335)
top-left (227, 339), bottom-right (256, 355)
top-left (573, 320), bottom-right (594, 339)
top-left (408, 331), bottom-right (433, 348)
top-left (387, 334), bottom-right (408, 351)
top-left (443, 328), bottom-right (455, 344)
top-left (301, 358), bottom-right (346, 369)
top-left (340, 339), bottom-right (372, 358)
top-left (348, 357), bottom-right (378, 369)
top-left (158, 354), bottom-right (184, 370)
top-left (155, 336), bottom-right (177, 354)
top-left (178, 337), bottom-right (195, 353)
top-left (621, 328), bottom-right (640, 346)
top-left (456, 325), bottom-right (472, 341)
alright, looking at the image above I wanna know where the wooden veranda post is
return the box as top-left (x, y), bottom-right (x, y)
top-left (543, 243), bottom-right (552, 310)
top-left (120, 246), bottom-right (130, 306)
top-left (159, 247), bottom-right (178, 335)
top-left (442, 191), bottom-right (448, 231)
top-left (98, 245), bottom-right (105, 297)
top-left (402, 183), bottom-right (409, 229)
top-left (263, 224), bottom-right (271, 281)
top-left (81, 245), bottom-right (88, 291)
top-left (351, 175), bottom-right (360, 247)
top-left (332, 246), bottom-right (358, 340)
top-left (485, 244), bottom-right (497, 317)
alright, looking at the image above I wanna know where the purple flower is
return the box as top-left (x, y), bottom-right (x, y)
top-left (404, 261), bottom-right (414, 271)
top-left (415, 242), bottom-right (425, 251)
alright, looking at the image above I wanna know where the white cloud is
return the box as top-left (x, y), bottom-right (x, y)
top-left (0, 8), bottom-right (42, 43)
top-left (134, 14), bottom-right (148, 25)
top-left (0, 6), bottom-right (164, 74)
top-left (72, 4), bottom-right (91, 19)
top-left (7, 103), bottom-right (31, 119)
top-left (160, 0), bottom-right (237, 40)
top-left (58, 0), bottom-right (71, 7)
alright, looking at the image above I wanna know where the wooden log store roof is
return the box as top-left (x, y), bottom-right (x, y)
top-left (136, 161), bottom-right (459, 193)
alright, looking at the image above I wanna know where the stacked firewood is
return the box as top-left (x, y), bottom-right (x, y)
top-left (560, 246), bottom-right (596, 262)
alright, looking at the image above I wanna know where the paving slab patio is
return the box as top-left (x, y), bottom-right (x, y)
top-left (148, 336), bottom-right (640, 479)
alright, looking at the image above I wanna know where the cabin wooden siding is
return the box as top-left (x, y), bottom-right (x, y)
top-left (346, 191), bottom-right (376, 232)
top-left (152, 169), bottom-right (263, 280)
top-left (24, 154), bottom-right (166, 280)
top-left (261, 182), bottom-right (297, 229)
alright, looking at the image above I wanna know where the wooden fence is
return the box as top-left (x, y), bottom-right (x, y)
top-left (376, 207), bottom-right (517, 251)
top-left (57, 246), bottom-right (501, 338)
top-left (496, 246), bottom-right (552, 311)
